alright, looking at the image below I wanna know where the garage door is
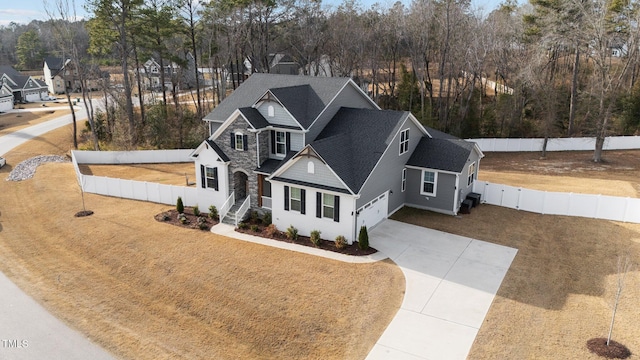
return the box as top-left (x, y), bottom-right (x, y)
top-left (356, 191), bottom-right (388, 230)
top-left (25, 92), bottom-right (40, 102)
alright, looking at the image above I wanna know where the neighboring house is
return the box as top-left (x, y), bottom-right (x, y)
top-left (268, 53), bottom-right (300, 75)
top-left (44, 57), bottom-right (108, 94)
top-left (0, 79), bottom-right (14, 112)
top-left (0, 65), bottom-right (48, 103)
top-left (139, 53), bottom-right (203, 90)
top-left (191, 74), bottom-right (483, 244)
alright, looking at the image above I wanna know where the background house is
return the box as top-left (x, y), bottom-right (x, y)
top-left (0, 79), bottom-right (14, 111)
top-left (0, 65), bottom-right (48, 103)
top-left (43, 57), bottom-right (106, 94)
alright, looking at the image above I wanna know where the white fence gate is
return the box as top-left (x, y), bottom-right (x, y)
top-left (473, 181), bottom-right (640, 224)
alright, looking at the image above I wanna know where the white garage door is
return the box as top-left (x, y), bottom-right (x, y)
top-left (356, 191), bottom-right (389, 230)
top-left (25, 92), bottom-right (40, 102)
top-left (0, 98), bottom-right (12, 112)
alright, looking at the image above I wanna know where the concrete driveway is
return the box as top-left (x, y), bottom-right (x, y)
top-left (366, 219), bottom-right (517, 360)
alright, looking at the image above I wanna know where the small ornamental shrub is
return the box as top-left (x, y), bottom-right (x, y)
top-left (161, 212), bottom-right (171, 221)
top-left (358, 225), bottom-right (369, 250)
top-left (176, 196), bottom-right (184, 214)
top-left (193, 205), bottom-right (200, 217)
top-left (197, 217), bottom-right (208, 230)
top-left (265, 224), bottom-right (278, 237)
top-left (335, 235), bottom-right (347, 249)
top-left (286, 225), bottom-right (298, 241)
top-left (208, 205), bottom-right (219, 220)
top-left (310, 230), bottom-right (321, 246)
top-left (238, 222), bottom-right (249, 230)
top-left (262, 212), bottom-right (272, 225)
top-left (250, 211), bottom-right (260, 223)
top-left (250, 224), bottom-right (259, 232)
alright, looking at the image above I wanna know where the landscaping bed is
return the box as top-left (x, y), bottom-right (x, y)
top-left (236, 214), bottom-right (377, 256)
top-left (154, 207), bottom-right (218, 231)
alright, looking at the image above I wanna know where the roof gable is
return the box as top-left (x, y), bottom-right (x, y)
top-left (269, 85), bottom-right (325, 129)
top-left (310, 107), bottom-right (409, 193)
top-left (191, 139), bottom-right (230, 162)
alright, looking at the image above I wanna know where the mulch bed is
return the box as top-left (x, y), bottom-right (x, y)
top-left (154, 208), bottom-right (218, 231)
top-left (235, 218), bottom-right (377, 257)
top-left (587, 338), bottom-right (632, 359)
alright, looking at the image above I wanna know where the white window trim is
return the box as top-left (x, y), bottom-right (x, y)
top-left (322, 193), bottom-right (334, 219)
top-left (268, 105), bottom-right (275, 117)
top-left (275, 131), bottom-right (286, 155)
top-left (421, 170), bottom-right (438, 196)
top-left (235, 133), bottom-right (244, 151)
top-left (399, 128), bottom-right (410, 155)
top-left (290, 187), bottom-right (302, 212)
top-left (467, 162), bottom-right (476, 186)
top-left (307, 161), bottom-right (315, 174)
top-left (401, 168), bottom-right (406, 192)
top-left (204, 166), bottom-right (217, 190)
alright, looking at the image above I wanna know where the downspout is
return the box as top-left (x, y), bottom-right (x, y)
top-left (256, 131), bottom-right (260, 168)
top-left (453, 174), bottom-right (460, 215)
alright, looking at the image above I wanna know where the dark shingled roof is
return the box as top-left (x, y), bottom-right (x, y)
top-left (269, 85), bottom-right (325, 129)
top-left (206, 139), bottom-right (230, 162)
top-left (238, 107), bottom-right (269, 129)
top-left (310, 107), bottom-right (409, 193)
top-left (256, 151), bottom-right (296, 174)
top-left (425, 126), bottom-right (459, 140)
top-left (44, 57), bottom-right (66, 77)
top-left (203, 74), bottom-right (352, 129)
top-left (407, 137), bottom-right (476, 173)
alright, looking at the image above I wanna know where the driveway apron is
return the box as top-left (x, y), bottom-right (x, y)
top-left (366, 219), bottom-right (517, 360)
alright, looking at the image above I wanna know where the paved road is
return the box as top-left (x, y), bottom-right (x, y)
top-left (0, 105), bottom-right (87, 157)
top-left (0, 106), bottom-right (116, 360)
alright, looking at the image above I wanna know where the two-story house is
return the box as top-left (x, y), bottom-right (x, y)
top-left (0, 66), bottom-right (48, 103)
top-left (191, 74), bottom-right (483, 244)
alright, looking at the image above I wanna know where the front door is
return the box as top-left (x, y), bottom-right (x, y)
top-left (233, 171), bottom-right (248, 200)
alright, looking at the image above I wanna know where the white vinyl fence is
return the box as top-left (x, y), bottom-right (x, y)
top-left (473, 181), bottom-right (640, 224)
top-left (71, 150), bottom-right (203, 207)
top-left (468, 136), bottom-right (640, 152)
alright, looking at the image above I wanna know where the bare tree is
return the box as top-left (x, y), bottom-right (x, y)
top-left (607, 254), bottom-right (632, 346)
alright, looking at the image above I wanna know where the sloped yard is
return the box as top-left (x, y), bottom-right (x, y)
top-left (0, 125), bottom-right (404, 359)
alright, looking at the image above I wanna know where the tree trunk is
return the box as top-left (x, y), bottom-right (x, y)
top-left (568, 44), bottom-right (580, 136)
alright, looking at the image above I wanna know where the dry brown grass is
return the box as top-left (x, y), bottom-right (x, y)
top-left (0, 108), bottom-right (73, 136)
top-left (79, 163), bottom-right (196, 186)
top-left (392, 148), bottom-right (640, 359)
top-left (0, 125), bottom-right (404, 359)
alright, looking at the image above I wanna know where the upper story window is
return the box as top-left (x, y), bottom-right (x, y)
top-left (467, 162), bottom-right (476, 186)
top-left (275, 131), bottom-right (286, 155)
top-left (307, 161), bottom-right (314, 174)
top-left (421, 170), bottom-right (437, 196)
top-left (399, 129), bottom-right (410, 155)
top-left (401, 168), bottom-right (407, 192)
top-left (268, 105), bottom-right (275, 117)
top-left (231, 132), bottom-right (248, 151)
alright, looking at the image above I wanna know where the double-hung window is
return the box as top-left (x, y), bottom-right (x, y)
top-left (467, 162), bottom-right (476, 186)
top-left (316, 192), bottom-right (340, 222)
top-left (421, 170), bottom-right (437, 196)
top-left (284, 186), bottom-right (305, 214)
top-left (399, 129), bottom-right (409, 155)
top-left (235, 133), bottom-right (244, 150)
top-left (401, 168), bottom-right (407, 192)
top-left (275, 131), bottom-right (286, 155)
top-left (200, 165), bottom-right (218, 191)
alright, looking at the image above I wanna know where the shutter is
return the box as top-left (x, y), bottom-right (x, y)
top-left (213, 167), bottom-right (219, 191)
top-left (243, 134), bottom-right (248, 150)
top-left (271, 130), bottom-right (276, 154)
top-left (316, 192), bottom-right (322, 218)
top-left (284, 186), bottom-right (289, 211)
top-left (230, 133), bottom-right (235, 149)
top-left (200, 165), bottom-right (206, 188)
top-left (300, 189), bottom-right (306, 214)
top-left (333, 196), bottom-right (340, 222)
top-left (286, 132), bottom-right (291, 152)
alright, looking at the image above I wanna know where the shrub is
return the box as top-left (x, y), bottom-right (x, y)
top-left (286, 225), bottom-right (298, 241)
top-left (310, 230), bottom-right (321, 246)
top-left (238, 222), bottom-right (248, 230)
top-left (193, 205), bottom-right (200, 217)
top-left (358, 225), bottom-right (369, 250)
top-left (208, 205), bottom-right (219, 220)
top-left (262, 212), bottom-right (272, 225)
top-left (176, 196), bottom-right (184, 214)
top-left (161, 212), bottom-right (171, 221)
top-left (197, 217), bottom-right (208, 230)
top-left (250, 211), bottom-right (260, 223)
top-left (250, 224), bottom-right (259, 232)
top-left (335, 235), bottom-right (347, 249)
top-left (265, 224), bottom-right (278, 237)
top-left (178, 214), bottom-right (188, 224)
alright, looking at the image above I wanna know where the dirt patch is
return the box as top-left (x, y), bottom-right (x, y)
top-left (0, 124), bottom-right (404, 360)
top-left (587, 338), bottom-right (632, 359)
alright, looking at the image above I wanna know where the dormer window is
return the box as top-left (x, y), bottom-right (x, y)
top-left (275, 131), bottom-right (286, 155)
top-left (231, 132), bottom-right (248, 151)
top-left (268, 105), bottom-right (275, 117)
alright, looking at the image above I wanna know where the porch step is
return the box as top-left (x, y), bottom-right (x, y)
top-left (221, 197), bottom-right (247, 226)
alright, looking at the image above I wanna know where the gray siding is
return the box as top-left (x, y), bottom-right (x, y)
top-left (457, 150), bottom-right (482, 208)
top-left (290, 132), bottom-right (304, 151)
top-left (279, 157), bottom-right (347, 190)
top-left (256, 101), bottom-right (299, 128)
top-left (306, 83), bottom-right (377, 143)
top-left (405, 169), bottom-right (457, 214)
top-left (357, 118), bottom-right (424, 213)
